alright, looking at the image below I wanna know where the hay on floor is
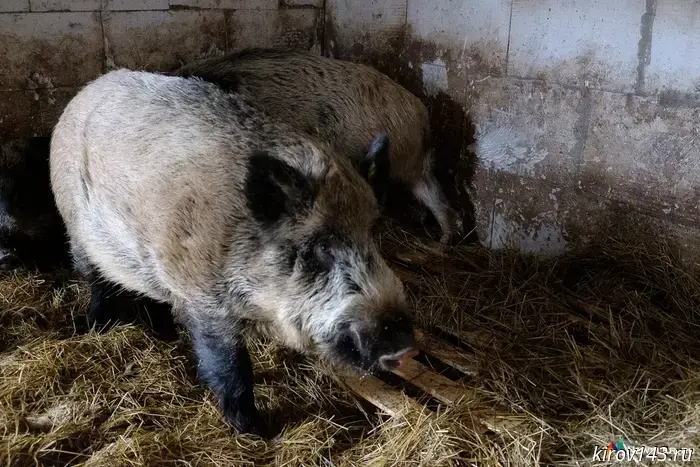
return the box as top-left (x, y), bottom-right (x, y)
top-left (1, 224), bottom-right (699, 466)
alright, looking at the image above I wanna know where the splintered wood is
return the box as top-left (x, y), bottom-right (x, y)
top-left (333, 327), bottom-right (521, 435)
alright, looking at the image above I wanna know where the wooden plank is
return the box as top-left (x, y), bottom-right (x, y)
top-left (332, 373), bottom-right (424, 417)
top-left (332, 369), bottom-right (525, 436)
top-left (414, 328), bottom-right (479, 376)
top-left (391, 358), bottom-right (475, 406)
top-left (329, 329), bottom-right (528, 437)
top-left (433, 324), bottom-right (497, 350)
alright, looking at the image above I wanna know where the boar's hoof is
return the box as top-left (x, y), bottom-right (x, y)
top-left (225, 407), bottom-right (270, 438)
top-left (0, 249), bottom-right (22, 272)
top-left (438, 232), bottom-right (452, 245)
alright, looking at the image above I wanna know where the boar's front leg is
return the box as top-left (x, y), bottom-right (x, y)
top-left (188, 313), bottom-right (267, 437)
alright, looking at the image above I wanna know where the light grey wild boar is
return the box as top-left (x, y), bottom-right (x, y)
top-left (175, 48), bottom-right (460, 244)
top-left (49, 69), bottom-right (418, 436)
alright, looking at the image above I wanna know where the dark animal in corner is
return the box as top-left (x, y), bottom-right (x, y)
top-left (0, 137), bottom-right (70, 272)
top-left (50, 69), bottom-right (418, 436)
top-left (0, 136), bottom-right (178, 340)
top-left (174, 48), bottom-right (462, 244)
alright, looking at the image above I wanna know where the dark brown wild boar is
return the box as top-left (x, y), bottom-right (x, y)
top-left (0, 137), bottom-right (69, 271)
top-left (175, 48), bottom-right (460, 244)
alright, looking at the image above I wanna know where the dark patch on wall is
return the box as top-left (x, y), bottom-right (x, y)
top-left (0, 90), bottom-right (40, 139)
top-left (0, 24), bottom-right (103, 90)
top-left (572, 87), bottom-right (593, 170)
top-left (266, 9), bottom-right (322, 52)
top-left (279, 1), bottom-right (322, 9)
top-left (658, 90), bottom-right (700, 109)
top-left (635, 0), bottom-right (657, 96)
top-left (168, 4), bottom-right (206, 11)
top-left (426, 91), bottom-right (478, 244)
top-left (104, 10), bottom-right (227, 74)
top-left (275, 12), bottom-right (320, 51)
top-left (392, 38), bottom-right (478, 244)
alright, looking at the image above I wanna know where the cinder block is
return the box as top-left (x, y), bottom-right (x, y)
top-left (227, 9), bottom-right (319, 51)
top-left (464, 78), bottom-right (595, 252)
top-left (0, 90), bottom-right (39, 139)
top-left (580, 91), bottom-right (700, 223)
top-left (104, 0), bottom-right (169, 10)
top-left (480, 166), bottom-right (700, 261)
top-left (104, 10), bottom-right (226, 72)
top-left (325, 0), bottom-right (406, 57)
top-left (29, 0), bottom-right (101, 11)
top-left (509, 0), bottom-right (644, 93)
top-left (466, 78), bottom-right (586, 181)
top-left (328, 0), bottom-right (405, 32)
top-left (478, 169), bottom-right (610, 254)
top-left (416, 59), bottom-right (466, 104)
top-left (169, 0), bottom-right (277, 9)
top-left (0, 0), bottom-right (29, 12)
top-left (407, 0), bottom-right (510, 77)
top-left (0, 12), bottom-right (103, 89)
top-left (646, 0), bottom-right (700, 93)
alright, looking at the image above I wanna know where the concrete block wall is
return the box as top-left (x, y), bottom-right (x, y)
top-left (1, 0), bottom-right (699, 262)
top-left (324, 0), bottom-right (700, 262)
top-left (0, 0), bottom-right (321, 139)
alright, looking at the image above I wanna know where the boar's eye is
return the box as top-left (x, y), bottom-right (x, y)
top-left (314, 238), bottom-right (336, 270)
top-left (300, 235), bottom-right (341, 275)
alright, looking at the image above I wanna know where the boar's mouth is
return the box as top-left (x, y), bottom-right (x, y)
top-left (328, 327), bottom-right (372, 372)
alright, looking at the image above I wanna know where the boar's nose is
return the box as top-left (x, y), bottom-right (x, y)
top-left (350, 309), bottom-right (417, 372)
top-left (378, 346), bottom-right (419, 371)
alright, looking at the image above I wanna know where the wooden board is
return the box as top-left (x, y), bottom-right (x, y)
top-left (331, 373), bottom-right (424, 417)
top-left (332, 327), bottom-right (526, 435)
top-left (414, 328), bottom-right (479, 376)
top-left (391, 358), bottom-right (474, 405)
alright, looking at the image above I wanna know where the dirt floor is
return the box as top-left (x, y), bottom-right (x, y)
top-left (1, 222), bottom-right (699, 466)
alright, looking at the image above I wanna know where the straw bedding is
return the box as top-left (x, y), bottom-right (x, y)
top-left (1, 222), bottom-right (699, 466)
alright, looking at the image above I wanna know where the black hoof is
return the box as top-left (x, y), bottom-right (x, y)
top-left (227, 409), bottom-right (271, 438)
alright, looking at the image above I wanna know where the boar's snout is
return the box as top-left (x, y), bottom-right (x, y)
top-left (335, 307), bottom-right (417, 372)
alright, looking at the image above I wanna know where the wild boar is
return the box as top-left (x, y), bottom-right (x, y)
top-left (49, 69), bottom-right (418, 436)
top-left (0, 137), bottom-right (69, 271)
top-left (175, 48), bottom-right (460, 244)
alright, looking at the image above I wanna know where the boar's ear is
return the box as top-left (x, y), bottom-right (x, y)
top-left (245, 151), bottom-right (317, 225)
top-left (358, 133), bottom-right (391, 202)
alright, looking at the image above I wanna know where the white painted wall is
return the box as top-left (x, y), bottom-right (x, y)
top-left (1, 0), bottom-right (698, 260)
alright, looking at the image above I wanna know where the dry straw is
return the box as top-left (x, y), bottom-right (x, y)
top-left (1, 222), bottom-right (699, 466)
